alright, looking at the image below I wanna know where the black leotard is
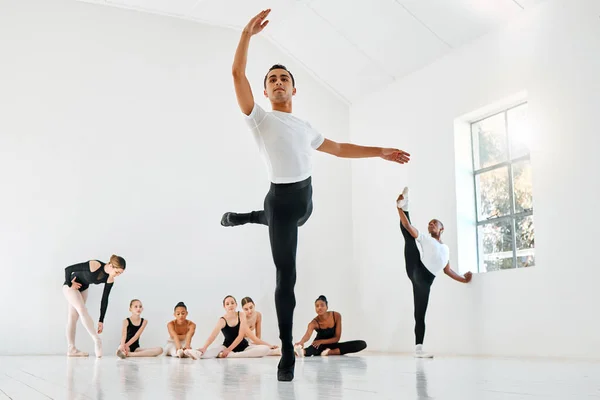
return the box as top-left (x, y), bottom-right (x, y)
top-left (63, 260), bottom-right (113, 323)
top-left (126, 318), bottom-right (144, 352)
top-left (221, 312), bottom-right (249, 352)
top-left (314, 312), bottom-right (337, 340)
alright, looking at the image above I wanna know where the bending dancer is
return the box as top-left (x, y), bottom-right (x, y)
top-left (63, 255), bottom-right (126, 358)
top-left (198, 296), bottom-right (275, 359)
top-left (116, 299), bottom-right (163, 358)
top-left (242, 296), bottom-right (281, 356)
top-left (224, 8), bottom-right (410, 381)
top-left (396, 187), bottom-right (472, 358)
top-left (294, 295), bottom-right (366, 357)
top-left (165, 302), bottom-right (200, 359)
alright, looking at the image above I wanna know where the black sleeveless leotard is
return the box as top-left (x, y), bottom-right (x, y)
top-left (221, 312), bottom-right (249, 352)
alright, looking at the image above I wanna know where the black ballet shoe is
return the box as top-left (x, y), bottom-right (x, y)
top-left (277, 358), bottom-right (295, 382)
top-left (220, 212), bottom-right (235, 227)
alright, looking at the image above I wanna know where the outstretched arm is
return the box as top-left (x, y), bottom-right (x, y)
top-left (317, 138), bottom-right (410, 164)
top-left (183, 322), bottom-right (197, 350)
top-left (245, 328), bottom-right (276, 348)
top-left (255, 312), bottom-right (262, 339)
top-left (444, 262), bottom-right (472, 283)
top-left (198, 319), bottom-right (226, 353)
top-left (294, 321), bottom-right (316, 347)
top-left (232, 9), bottom-right (271, 115)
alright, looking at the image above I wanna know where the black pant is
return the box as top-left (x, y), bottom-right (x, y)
top-left (400, 212), bottom-right (435, 345)
top-left (304, 340), bottom-right (367, 357)
top-left (244, 177), bottom-right (313, 351)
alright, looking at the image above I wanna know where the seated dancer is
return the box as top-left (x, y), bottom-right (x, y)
top-left (63, 255), bottom-right (126, 358)
top-left (165, 302), bottom-right (201, 359)
top-left (241, 296), bottom-right (281, 356)
top-left (396, 187), bottom-right (472, 358)
top-left (116, 299), bottom-right (163, 358)
top-left (198, 295), bottom-right (276, 359)
top-left (294, 295), bottom-right (367, 357)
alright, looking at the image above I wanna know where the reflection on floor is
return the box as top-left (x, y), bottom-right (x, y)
top-left (1, 354), bottom-right (599, 399)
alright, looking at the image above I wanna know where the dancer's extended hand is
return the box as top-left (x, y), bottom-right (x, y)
top-left (381, 148), bottom-right (411, 164)
top-left (220, 349), bottom-right (231, 358)
top-left (97, 322), bottom-right (104, 334)
top-left (464, 272), bottom-right (473, 283)
top-left (70, 277), bottom-right (82, 290)
top-left (243, 9), bottom-right (271, 36)
top-left (312, 340), bottom-right (323, 348)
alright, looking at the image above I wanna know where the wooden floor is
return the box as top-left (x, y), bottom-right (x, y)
top-left (0, 354), bottom-right (599, 399)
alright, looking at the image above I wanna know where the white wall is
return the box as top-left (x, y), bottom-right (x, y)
top-left (0, 0), bottom-right (353, 354)
top-left (351, 0), bottom-right (600, 359)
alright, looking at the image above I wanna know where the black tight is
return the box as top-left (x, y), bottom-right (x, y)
top-left (231, 177), bottom-right (313, 366)
top-left (304, 340), bottom-right (367, 357)
top-left (400, 212), bottom-right (435, 345)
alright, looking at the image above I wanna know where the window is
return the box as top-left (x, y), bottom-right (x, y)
top-left (470, 102), bottom-right (535, 272)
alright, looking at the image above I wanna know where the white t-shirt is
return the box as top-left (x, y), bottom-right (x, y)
top-left (416, 231), bottom-right (450, 276)
top-left (244, 103), bottom-right (325, 184)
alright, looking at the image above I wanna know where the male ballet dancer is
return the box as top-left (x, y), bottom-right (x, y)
top-left (396, 187), bottom-right (472, 358)
top-left (223, 8), bottom-right (411, 381)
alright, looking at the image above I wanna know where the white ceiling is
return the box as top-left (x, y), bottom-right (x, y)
top-left (76, 0), bottom-right (545, 104)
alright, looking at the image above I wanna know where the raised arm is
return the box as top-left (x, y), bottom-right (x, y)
top-left (167, 322), bottom-right (183, 351)
top-left (443, 262), bottom-right (473, 283)
top-left (198, 319), bottom-right (226, 354)
top-left (294, 321), bottom-right (317, 347)
top-left (183, 322), bottom-right (197, 350)
top-left (232, 9), bottom-right (271, 115)
top-left (317, 138), bottom-right (410, 164)
top-left (125, 319), bottom-right (149, 349)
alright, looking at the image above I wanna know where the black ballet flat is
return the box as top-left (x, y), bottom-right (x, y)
top-left (277, 358), bottom-right (295, 382)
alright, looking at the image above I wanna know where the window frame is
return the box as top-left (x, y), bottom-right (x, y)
top-left (470, 101), bottom-right (533, 272)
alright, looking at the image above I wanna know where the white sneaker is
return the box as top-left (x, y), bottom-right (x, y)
top-left (396, 187), bottom-right (409, 211)
top-left (414, 344), bottom-right (433, 358)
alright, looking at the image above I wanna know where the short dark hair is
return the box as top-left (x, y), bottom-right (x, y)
top-left (264, 64), bottom-right (295, 88)
top-left (223, 295), bottom-right (237, 305)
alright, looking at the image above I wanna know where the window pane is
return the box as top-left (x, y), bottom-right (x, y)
top-left (478, 219), bottom-right (514, 272)
top-left (475, 167), bottom-right (511, 220)
top-left (507, 103), bottom-right (530, 159)
top-left (512, 160), bottom-right (533, 213)
top-left (516, 215), bottom-right (535, 268)
top-left (472, 113), bottom-right (508, 169)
